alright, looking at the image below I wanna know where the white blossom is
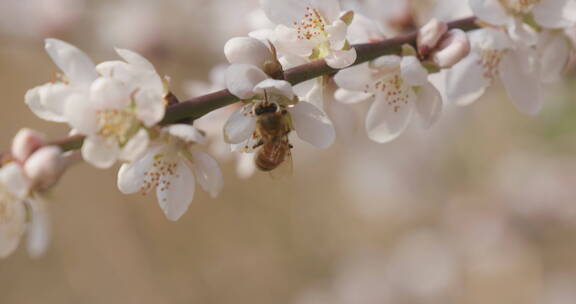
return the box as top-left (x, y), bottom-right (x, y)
top-left (469, 0), bottom-right (576, 31)
top-left (25, 39), bottom-right (98, 123)
top-left (0, 162), bottom-right (51, 259)
top-left (65, 48), bottom-right (166, 168)
top-left (261, 0), bottom-right (357, 69)
top-left (469, 0), bottom-right (576, 86)
top-left (334, 55), bottom-right (442, 143)
top-left (446, 27), bottom-right (543, 115)
top-left (117, 125), bottom-right (223, 221)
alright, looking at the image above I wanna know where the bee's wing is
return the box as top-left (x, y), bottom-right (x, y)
top-left (269, 137), bottom-right (293, 180)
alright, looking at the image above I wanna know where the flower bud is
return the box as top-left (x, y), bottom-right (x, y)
top-left (24, 146), bottom-right (65, 190)
top-left (431, 29), bottom-right (471, 69)
top-left (417, 19), bottom-right (448, 57)
top-left (11, 128), bottom-right (46, 163)
top-left (224, 37), bottom-right (273, 70)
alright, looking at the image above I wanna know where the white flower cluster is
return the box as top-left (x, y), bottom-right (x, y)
top-left (1, 0), bottom-right (575, 258)
top-left (450, 0), bottom-right (576, 114)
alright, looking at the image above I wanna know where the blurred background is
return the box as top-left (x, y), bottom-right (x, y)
top-left (1, 0), bottom-right (576, 303)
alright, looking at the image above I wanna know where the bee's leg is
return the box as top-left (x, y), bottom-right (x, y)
top-left (252, 139), bottom-right (264, 149)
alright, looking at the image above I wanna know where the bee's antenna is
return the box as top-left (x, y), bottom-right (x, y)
top-left (264, 89), bottom-right (269, 104)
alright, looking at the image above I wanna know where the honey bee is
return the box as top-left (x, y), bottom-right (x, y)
top-left (252, 100), bottom-right (293, 173)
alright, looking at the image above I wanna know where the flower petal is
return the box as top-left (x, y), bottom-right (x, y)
top-left (26, 197), bottom-right (50, 259)
top-left (223, 105), bottom-right (257, 144)
top-left (400, 56), bottom-right (428, 86)
top-left (305, 79), bottom-right (325, 109)
top-left (64, 93), bottom-right (98, 135)
top-left (294, 78), bottom-right (315, 98)
top-left (119, 129), bottom-right (150, 162)
top-left (273, 24), bottom-right (316, 57)
top-left (225, 64), bottom-right (269, 99)
top-left (500, 51), bottom-right (543, 115)
top-left (0, 198), bottom-right (25, 258)
top-left (311, 0), bottom-right (341, 22)
top-left (38, 83), bottom-right (76, 122)
top-left (135, 90), bottom-right (165, 127)
top-left (325, 48), bottom-right (357, 69)
top-left (90, 77), bottom-right (131, 110)
top-left (191, 150), bottom-right (224, 198)
top-left (371, 55), bottom-right (402, 71)
top-left (260, 0), bottom-right (309, 25)
top-left (117, 147), bottom-right (160, 194)
top-left (347, 13), bottom-right (385, 44)
top-left (533, 0), bottom-right (576, 29)
top-left (113, 48), bottom-right (164, 94)
top-left (468, 0), bottom-right (511, 26)
top-left (365, 90), bottom-right (415, 143)
top-left (0, 163), bottom-right (30, 199)
top-left (469, 27), bottom-right (514, 50)
top-left (81, 136), bottom-right (120, 169)
top-left (98, 59), bottom-right (163, 96)
top-left (289, 101), bottom-right (336, 148)
top-left (538, 30), bottom-right (571, 83)
top-left (224, 37), bottom-right (273, 69)
top-left (44, 39), bottom-right (98, 86)
top-left (156, 161), bottom-right (195, 221)
top-left (167, 124), bottom-right (207, 144)
top-left (415, 83), bottom-right (443, 129)
top-left (25, 84), bottom-right (68, 123)
top-left (445, 51), bottom-right (490, 106)
top-left (254, 79), bottom-right (294, 99)
top-left (96, 60), bottom-right (130, 78)
top-left (507, 19), bottom-right (538, 46)
top-left (333, 62), bottom-right (375, 91)
top-left (115, 48), bottom-right (156, 72)
top-left (334, 88), bottom-right (373, 104)
top-left (326, 20), bottom-right (348, 50)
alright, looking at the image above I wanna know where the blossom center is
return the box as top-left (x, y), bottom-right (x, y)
top-left (140, 152), bottom-right (179, 197)
top-left (96, 108), bottom-right (141, 145)
top-left (294, 7), bottom-right (328, 41)
top-left (500, 0), bottom-right (541, 14)
top-left (478, 49), bottom-right (506, 81)
top-left (365, 73), bottom-right (412, 113)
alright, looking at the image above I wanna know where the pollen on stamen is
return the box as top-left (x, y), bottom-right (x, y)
top-left (139, 155), bottom-right (179, 195)
top-left (501, 0), bottom-right (541, 14)
top-left (294, 7), bottom-right (327, 41)
top-left (478, 49), bottom-right (505, 81)
top-left (96, 108), bottom-right (139, 145)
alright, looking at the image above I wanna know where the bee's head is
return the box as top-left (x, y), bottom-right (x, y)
top-left (254, 102), bottom-right (278, 116)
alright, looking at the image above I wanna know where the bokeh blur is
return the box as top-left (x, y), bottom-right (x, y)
top-left (1, 0), bottom-right (576, 303)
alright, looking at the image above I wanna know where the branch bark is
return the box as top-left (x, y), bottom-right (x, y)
top-left (12, 16), bottom-right (480, 154)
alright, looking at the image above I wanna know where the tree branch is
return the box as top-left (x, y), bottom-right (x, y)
top-left (9, 16), bottom-right (479, 155)
top-left (160, 16), bottom-right (478, 123)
